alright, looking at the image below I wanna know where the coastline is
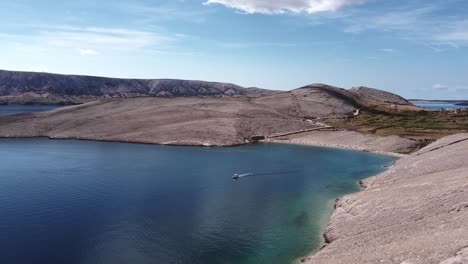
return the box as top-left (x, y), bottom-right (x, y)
top-left (302, 133), bottom-right (468, 264)
top-left (0, 129), bottom-right (417, 157)
top-left (266, 138), bottom-right (406, 158)
top-left (2, 132), bottom-right (463, 264)
top-left (264, 130), bottom-right (420, 158)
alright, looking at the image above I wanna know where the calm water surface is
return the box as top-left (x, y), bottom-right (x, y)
top-left (0, 139), bottom-right (396, 264)
top-left (0, 105), bottom-right (62, 115)
top-left (413, 102), bottom-right (468, 110)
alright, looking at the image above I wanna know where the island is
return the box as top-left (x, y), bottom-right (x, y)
top-left (0, 69), bottom-right (467, 263)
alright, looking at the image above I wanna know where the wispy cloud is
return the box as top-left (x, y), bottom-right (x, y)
top-left (433, 83), bottom-right (449, 90)
top-left (0, 25), bottom-right (176, 55)
top-left (120, 2), bottom-right (212, 24)
top-left (455, 85), bottom-right (468, 91)
top-left (343, 5), bottom-right (437, 34)
top-left (220, 41), bottom-right (297, 49)
top-left (339, 1), bottom-right (468, 49)
top-left (435, 20), bottom-right (468, 45)
top-left (79, 49), bottom-right (99, 56)
top-left (379, 48), bottom-right (396, 53)
top-left (204, 0), bottom-right (372, 14)
top-left (433, 83), bottom-right (468, 92)
top-left (42, 26), bottom-right (170, 50)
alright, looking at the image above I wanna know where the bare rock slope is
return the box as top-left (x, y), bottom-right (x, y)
top-left (0, 83), bottom-right (417, 148)
top-left (350, 86), bottom-right (413, 105)
top-left (0, 97), bottom-right (319, 146)
top-left (0, 69), bottom-right (277, 104)
top-left (0, 84), bottom-right (412, 147)
top-left (305, 133), bottom-right (468, 264)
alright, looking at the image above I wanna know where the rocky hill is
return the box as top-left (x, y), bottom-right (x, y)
top-left (0, 83), bottom-right (417, 147)
top-left (0, 70), bottom-right (277, 104)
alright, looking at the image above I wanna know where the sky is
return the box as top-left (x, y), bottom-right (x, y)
top-left (1, 0), bottom-right (468, 99)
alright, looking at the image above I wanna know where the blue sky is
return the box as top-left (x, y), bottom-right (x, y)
top-left (1, 0), bottom-right (468, 99)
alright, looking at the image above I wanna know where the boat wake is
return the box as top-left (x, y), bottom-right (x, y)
top-left (232, 170), bottom-right (300, 180)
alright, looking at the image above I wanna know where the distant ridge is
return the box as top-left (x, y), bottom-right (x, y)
top-left (0, 69), bottom-right (414, 107)
top-left (350, 86), bottom-right (413, 105)
top-left (0, 69), bottom-right (278, 105)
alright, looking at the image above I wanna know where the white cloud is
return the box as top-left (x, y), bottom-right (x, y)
top-left (79, 49), bottom-right (99, 56)
top-left (203, 0), bottom-right (372, 14)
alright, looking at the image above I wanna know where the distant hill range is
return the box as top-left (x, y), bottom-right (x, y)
top-left (0, 70), bottom-right (414, 108)
top-left (0, 69), bottom-right (278, 105)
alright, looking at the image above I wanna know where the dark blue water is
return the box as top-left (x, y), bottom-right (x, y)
top-left (0, 139), bottom-right (396, 264)
top-left (0, 105), bottom-right (62, 115)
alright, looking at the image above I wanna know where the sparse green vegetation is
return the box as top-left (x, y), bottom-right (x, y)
top-left (334, 109), bottom-right (468, 141)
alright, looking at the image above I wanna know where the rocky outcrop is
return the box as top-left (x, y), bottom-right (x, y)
top-left (0, 69), bottom-right (277, 104)
top-left (350, 86), bottom-right (413, 105)
top-left (304, 133), bottom-right (468, 264)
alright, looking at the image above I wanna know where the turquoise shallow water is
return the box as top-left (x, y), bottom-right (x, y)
top-left (0, 139), bottom-right (396, 264)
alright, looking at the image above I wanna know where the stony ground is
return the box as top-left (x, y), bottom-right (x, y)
top-left (270, 129), bottom-right (420, 155)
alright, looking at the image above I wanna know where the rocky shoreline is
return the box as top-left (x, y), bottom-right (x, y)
top-left (302, 133), bottom-right (468, 264)
top-left (266, 130), bottom-right (420, 157)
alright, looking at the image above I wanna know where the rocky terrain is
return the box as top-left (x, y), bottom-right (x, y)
top-left (0, 96), bottom-right (318, 146)
top-left (351, 86), bottom-right (412, 106)
top-left (0, 69), bottom-right (277, 104)
top-left (303, 133), bottom-right (468, 264)
top-left (0, 83), bottom-right (416, 148)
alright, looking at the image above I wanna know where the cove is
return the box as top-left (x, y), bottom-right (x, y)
top-left (0, 138), bottom-right (396, 264)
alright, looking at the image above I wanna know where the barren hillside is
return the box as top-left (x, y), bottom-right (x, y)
top-left (0, 69), bottom-right (277, 104)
